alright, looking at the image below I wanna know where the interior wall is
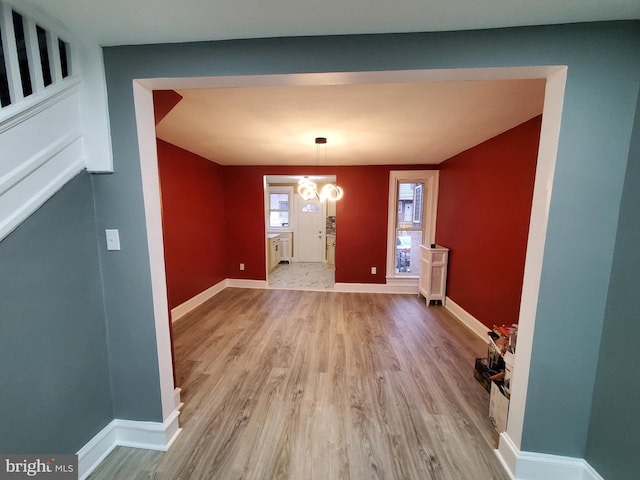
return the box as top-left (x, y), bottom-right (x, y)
top-left (585, 91), bottom-right (640, 479)
top-left (92, 81), bottom-right (165, 421)
top-left (101, 22), bottom-right (640, 462)
top-left (221, 166), bottom-right (269, 280)
top-left (0, 172), bottom-right (113, 453)
top-left (221, 165), bottom-right (435, 283)
top-left (157, 140), bottom-right (226, 310)
top-left (334, 165), bottom-right (396, 284)
top-left (436, 116), bottom-right (542, 328)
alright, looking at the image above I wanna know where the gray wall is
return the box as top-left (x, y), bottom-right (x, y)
top-left (0, 172), bottom-right (113, 453)
top-left (100, 21), bottom-right (640, 466)
top-left (586, 92), bottom-right (640, 479)
top-left (91, 168), bottom-right (163, 421)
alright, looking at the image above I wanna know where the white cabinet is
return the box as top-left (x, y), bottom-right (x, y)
top-left (278, 232), bottom-right (291, 262)
top-left (267, 235), bottom-right (281, 272)
top-left (326, 235), bottom-right (336, 265)
top-left (419, 245), bottom-right (449, 305)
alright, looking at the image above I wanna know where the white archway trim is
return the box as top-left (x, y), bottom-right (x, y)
top-left (503, 66), bottom-right (567, 455)
top-left (132, 81), bottom-right (179, 424)
top-left (132, 68), bottom-right (566, 477)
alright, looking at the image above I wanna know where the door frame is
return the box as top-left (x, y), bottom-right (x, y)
top-left (294, 194), bottom-right (326, 263)
top-left (133, 66), bottom-right (567, 454)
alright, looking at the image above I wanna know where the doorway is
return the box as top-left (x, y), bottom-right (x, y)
top-left (134, 67), bottom-right (566, 456)
top-left (296, 196), bottom-right (324, 262)
top-left (265, 175), bottom-right (337, 289)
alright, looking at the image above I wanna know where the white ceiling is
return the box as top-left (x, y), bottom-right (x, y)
top-left (26, 0), bottom-right (640, 47)
top-left (155, 79), bottom-right (546, 166)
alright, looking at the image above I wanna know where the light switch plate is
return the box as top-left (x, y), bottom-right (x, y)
top-left (106, 229), bottom-right (121, 251)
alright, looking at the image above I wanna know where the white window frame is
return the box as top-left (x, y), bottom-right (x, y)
top-left (0, 0), bottom-right (76, 120)
top-left (266, 186), bottom-right (293, 230)
top-left (386, 170), bottom-right (439, 281)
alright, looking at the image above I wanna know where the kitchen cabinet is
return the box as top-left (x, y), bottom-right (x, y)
top-left (278, 232), bottom-right (291, 262)
top-left (326, 235), bottom-right (336, 265)
top-left (419, 244), bottom-right (449, 305)
top-left (267, 234), bottom-right (281, 272)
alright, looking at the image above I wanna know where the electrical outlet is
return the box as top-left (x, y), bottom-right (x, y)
top-left (240, 263), bottom-right (245, 271)
top-left (371, 266), bottom-right (377, 275)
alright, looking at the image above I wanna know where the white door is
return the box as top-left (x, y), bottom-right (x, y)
top-left (296, 197), bottom-right (324, 262)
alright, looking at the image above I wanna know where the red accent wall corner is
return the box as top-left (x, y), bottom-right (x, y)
top-left (436, 116), bottom-right (542, 328)
top-left (157, 140), bottom-right (226, 309)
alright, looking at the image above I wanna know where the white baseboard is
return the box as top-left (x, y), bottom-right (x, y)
top-left (583, 462), bottom-right (606, 480)
top-left (226, 279), bottom-right (269, 289)
top-left (444, 296), bottom-right (489, 342)
top-left (496, 432), bottom-right (603, 480)
top-left (171, 279), bottom-right (227, 322)
top-left (77, 409), bottom-right (181, 480)
top-left (334, 282), bottom-right (417, 294)
top-left (171, 278), bottom-right (418, 303)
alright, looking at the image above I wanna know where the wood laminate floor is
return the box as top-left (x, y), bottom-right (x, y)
top-left (88, 288), bottom-right (509, 480)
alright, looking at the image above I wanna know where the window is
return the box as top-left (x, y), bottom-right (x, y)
top-left (36, 25), bottom-right (52, 86)
top-left (268, 187), bottom-right (293, 228)
top-left (12, 11), bottom-right (32, 98)
top-left (395, 181), bottom-right (424, 273)
top-left (0, 3), bottom-right (73, 112)
top-left (0, 23), bottom-right (10, 107)
top-left (301, 202), bottom-right (320, 213)
top-left (386, 171), bottom-right (439, 279)
top-left (413, 184), bottom-right (423, 224)
top-left (58, 38), bottom-right (69, 78)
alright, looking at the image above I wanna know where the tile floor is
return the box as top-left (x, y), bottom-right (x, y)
top-left (268, 262), bottom-right (335, 289)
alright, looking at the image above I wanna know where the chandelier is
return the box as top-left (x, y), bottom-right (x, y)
top-left (297, 137), bottom-right (344, 202)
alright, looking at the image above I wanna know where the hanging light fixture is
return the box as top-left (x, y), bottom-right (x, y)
top-left (297, 137), bottom-right (344, 202)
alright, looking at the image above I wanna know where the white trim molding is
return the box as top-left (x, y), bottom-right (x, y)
top-left (334, 281), bottom-right (418, 294)
top-left (444, 296), bottom-right (489, 342)
top-left (0, 79), bottom-right (80, 133)
top-left (226, 279), bottom-right (269, 289)
top-left (0, 154), bottom-right (84, 241)
top-left (0, 80), bottom-right (87, 241)
top-left (171, 279), bottom-right (227, 322)
top-left (133, 71), bottom-right (566, 480)
top-left (77, 410), bottom-right (181, 480)
top-left (0, 129), bottom-right (82, 195)
top-left (169, 277), bottom-right (422, 312)
top-left (385, 170), bottom-right (439, 281)
top-left (170, 277), bottom-right (421, 308)
top-left (133, 81), bottom-right (177, 423)
top-left (496, 432), bottom-right (603, 480)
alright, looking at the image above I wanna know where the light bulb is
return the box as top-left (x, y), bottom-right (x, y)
top-left (319, 184), bottom-right (343, 202)
top-left (298, 177), bottom-right (318, 200)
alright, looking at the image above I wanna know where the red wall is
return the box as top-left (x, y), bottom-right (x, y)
top-left (221, 165), bottom-right (436, 283)
top-left (158, 114), bottom-right (538, 309)
top-left (153, 90), bottom-right (183, 125)
top-left (436, 116), bottom-right (542, 328)
top-left (221, 167), bottom-right (268, 281)
top-left (157, 140), bottom-right (227, 309)
top-left (333, 166), bottom-right (391, 283)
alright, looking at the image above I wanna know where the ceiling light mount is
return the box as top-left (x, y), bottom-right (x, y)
top-left (297, 137), bottom-right (343, 202)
